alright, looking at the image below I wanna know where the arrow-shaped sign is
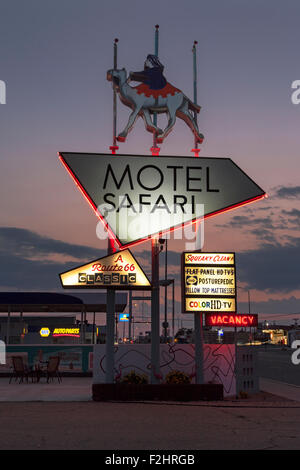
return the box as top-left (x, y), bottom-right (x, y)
top-left (59, 249), bottom-right (151, 290)
top-left (59, 152), bottom-right (266, 247)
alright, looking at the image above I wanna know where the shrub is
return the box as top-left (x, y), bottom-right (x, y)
top-left (120, 370), bottom-right (149, 385)
top-left (165, 370), bottom-right (191, 385)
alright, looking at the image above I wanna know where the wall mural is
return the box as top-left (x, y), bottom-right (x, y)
top-left (93, 343), bottom-right (236, 396)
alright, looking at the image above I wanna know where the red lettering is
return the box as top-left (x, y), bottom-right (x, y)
top-left (205, 313), bottom-right (258, 327)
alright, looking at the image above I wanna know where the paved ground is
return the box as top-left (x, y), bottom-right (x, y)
top-left (1, 399), bottom-right (300, 450)
top-left (0, 377), bottom-right (92, 402)
top-left (259, 347), bottom-right (300, 385)
top-left (1, 352), bottom-right (300, 451)
top-left (1, 377), bottom-right (300, 449)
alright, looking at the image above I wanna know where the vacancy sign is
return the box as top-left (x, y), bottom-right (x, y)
top-left (182, 252), bottom-right (236, 313)
top-left (205, 313), bottom-right (258, 327)
top-left (59, 153), bottom-right (266, 247)
top-left (59, 249), bottom-right (151, 290)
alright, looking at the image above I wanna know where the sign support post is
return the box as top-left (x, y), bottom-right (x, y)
top-left (192, 40), bottom-right (204, 384)
top-left (106, 237), bottom-right (116, 383)
top-left (106, 38), bottom-right (118, 383)
top-left (150, 25), bottom-right (161, 383)
top-left (151, 236), bottom-right (161, 383)
top-left (128, 290), bottom-right (132, 342)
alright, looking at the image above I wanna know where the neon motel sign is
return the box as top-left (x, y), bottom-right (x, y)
top-left (59, 153), bottom-right (266, 248)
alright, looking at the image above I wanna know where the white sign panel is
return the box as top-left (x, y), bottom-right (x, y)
top-left (184, 266), bottom-right (236, 296)
top-left (59, 153), bottom-right (266, 247)
top-left (185, 297), bottom-right (237, 313)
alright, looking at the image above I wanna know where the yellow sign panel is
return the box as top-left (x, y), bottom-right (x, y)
top-left (185, 297), bottom-right (236, 313)
top-left (60, 249), bottom-right (151, 290)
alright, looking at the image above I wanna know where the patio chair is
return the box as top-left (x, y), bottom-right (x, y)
top-left (9, 356), bottom-right (31, 384)
top-left (46, 356), bottom-right (62, 383)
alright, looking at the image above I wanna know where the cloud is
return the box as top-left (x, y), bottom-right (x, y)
top-left (237, 297), bottom-right (300, 316)
top-left (273, 186), bottom-right (300, 199)
top-left (237, 238), bottom-right (300, 292)
top-left (0, 227), bottom-right (104, 290)
top-left (282, 209), bottom-right (300, 226)
top-left (249, 228), bottom-right (278, 244)
top-left (164, 238), bottom-right (300, 294)
top-left (0, 227), bottom-right (101, 260)
top-left (216, 215), bottom-right (275, 229)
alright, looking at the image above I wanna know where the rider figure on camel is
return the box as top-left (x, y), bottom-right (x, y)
top-left (129, 54), bottom-right (167, 90)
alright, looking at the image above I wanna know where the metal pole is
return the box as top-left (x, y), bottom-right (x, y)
top-left (192, 40), bottom-right (204, 384)
top-left (129, 291), bottom-right (132, 341)
top-left (110, 38), bottom-right (119, 154)
top-left (83, 310), bottom-right (87, 344)
top-left (172, 280), bottom-right (175, 341)
top-left (105, 38), bottom-right (119, 382)
top-left (115, 313), bottom-right (118, 343)
top-left (192, 41), bottom-right (199, 154)
top-left (106, 237), bottom-right (116, 383)
top-left (80, 308), bottom-right (84, 344)
top-left (6, 305), bottom-right (10, 345)
top-left (150, 25), bottom-right (161, 382)
top-left (151, 236), bottom-right (160, 383)
top-left (248, 290), bottom-right (252, 345)
top-left (194, 312), bottom-right (204, 384)
top-left (92, 311), bottom-right (96, 344)
top-left (152, 25), bottom-right (159, 151)
top-left (164, 239), bottom-right (168, 343)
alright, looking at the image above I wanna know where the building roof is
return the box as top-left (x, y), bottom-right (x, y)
top-left (0, 292), bottom-right (127, 313)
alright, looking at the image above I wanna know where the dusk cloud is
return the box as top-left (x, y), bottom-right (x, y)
top-left (217, 215), bottom-right (275, 229)
top-left (273, 186), bottom-right (300, 199)
top-left (0, 227), bottom-right (102, 260)
top-left (238, 238), bottom-right (300, 292)
top-left (0, 227), bottom-right (104, 290)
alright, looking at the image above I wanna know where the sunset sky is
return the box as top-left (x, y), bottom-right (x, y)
top-left (1, 0), bottom-right (300, 329)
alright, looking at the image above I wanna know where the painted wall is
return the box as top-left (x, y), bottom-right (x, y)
top-left (93, 343), bottom-right (236, 396)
